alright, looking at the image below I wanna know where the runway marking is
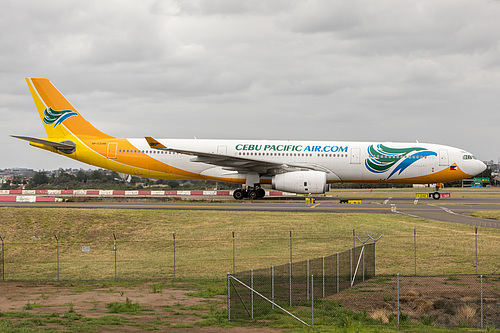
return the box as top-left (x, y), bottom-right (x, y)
top-left (310, 203), bottom-right (320, 209)
top-left (383, 198), bottom-right (392, 205)
top-left (414, 198), bottom-right (419, 205)
top-left (390, 203), bottom-right (424, 219)
top-left (428, 204), bottom-right (462, 216)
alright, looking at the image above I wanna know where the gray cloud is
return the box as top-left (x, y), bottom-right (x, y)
top-left (1, 0), bottom-right (499, 170)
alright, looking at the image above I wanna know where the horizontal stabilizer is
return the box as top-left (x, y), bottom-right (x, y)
top-left (11, 135), bottom-right (75, 150)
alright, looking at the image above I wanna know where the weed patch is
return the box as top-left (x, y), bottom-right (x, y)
top-left (106, 297), bottom-right (150, 315)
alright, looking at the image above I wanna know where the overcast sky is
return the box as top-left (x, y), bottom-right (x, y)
top-left (1, 0), bottom-right (499, 170)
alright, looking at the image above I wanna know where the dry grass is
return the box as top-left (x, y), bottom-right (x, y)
top-left (370, 308), bottom-right (392, 323)
top-left (456, 304), bottom-right (476, 325)
top-left (0, 207), bottom-right (499, 280)
top-left (414, 298), bottom-right (433, 315)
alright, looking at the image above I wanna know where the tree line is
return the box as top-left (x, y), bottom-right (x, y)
top-left (2, 169), bottom-right (237, 191)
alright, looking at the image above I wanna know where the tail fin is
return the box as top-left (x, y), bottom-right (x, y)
top-left (26, 78), bottom-right (114, 139)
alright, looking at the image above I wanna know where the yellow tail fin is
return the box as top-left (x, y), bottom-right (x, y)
top-left (26, 78), bottom-right (114, 139)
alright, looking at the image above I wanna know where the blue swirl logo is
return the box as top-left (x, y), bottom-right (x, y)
top-left (365, 144), bottom-right (437, 179)
top-left (43, 107), bottom-right (78, 128)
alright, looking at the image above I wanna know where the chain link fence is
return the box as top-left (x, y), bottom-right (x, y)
top-left (0, 230), bottom-right (380, 281)
top-left (395, 274), bottom-right (499, 329)
top-left (228, 243), bottom-right (376, 324)
top-left (229, 270), bottom-right (500, 329)
top-left (0, 227), bottom-right (498, 281)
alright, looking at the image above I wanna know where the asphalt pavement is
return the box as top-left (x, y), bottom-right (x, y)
top-left (1, 194), bottom-right (499, 228)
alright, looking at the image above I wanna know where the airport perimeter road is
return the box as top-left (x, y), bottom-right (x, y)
top-left (1, 195), bottom-right (499, 228)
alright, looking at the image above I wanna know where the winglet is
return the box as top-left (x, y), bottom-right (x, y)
top-left (145, 136), bottom-right (168, 149)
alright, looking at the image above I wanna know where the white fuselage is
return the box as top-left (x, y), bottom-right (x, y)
top-left (121, 138), bottom-right (485, 184)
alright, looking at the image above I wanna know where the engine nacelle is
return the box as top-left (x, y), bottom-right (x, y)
top-left (272, 171), bottom-right (328, 194)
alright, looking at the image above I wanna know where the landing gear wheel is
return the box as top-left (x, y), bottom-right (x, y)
top-left (233, 189), bottom-right (245, 200)
top-left (256, 188), bottom-right (266, 199)
top-left (432, 192), bottom-right (441, 200)
top-left (248, 190), bottom-right (259, 200)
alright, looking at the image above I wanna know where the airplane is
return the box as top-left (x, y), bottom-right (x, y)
top-left (13, 78), bottom-right (487, 200)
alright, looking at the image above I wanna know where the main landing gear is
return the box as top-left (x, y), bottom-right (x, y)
top-left (233, 187), bottom-right (266, 200)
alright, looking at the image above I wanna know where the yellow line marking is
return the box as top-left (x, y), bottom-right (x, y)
top-left (310, 203), bottom-right (320, 209)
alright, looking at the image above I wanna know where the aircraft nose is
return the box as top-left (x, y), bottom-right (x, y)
top-left (469, 160), bottom-right (487, 176)
top-left (459, 157), bottom-right (487, 176)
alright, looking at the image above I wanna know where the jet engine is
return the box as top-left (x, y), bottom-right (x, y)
top-left (272, 171), bottom-right (328, 194)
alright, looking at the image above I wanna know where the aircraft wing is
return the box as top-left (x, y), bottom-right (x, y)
top-left (11, 135), bottom-right (76, 150)
top-left (145, 136), bottom-right (330, 175)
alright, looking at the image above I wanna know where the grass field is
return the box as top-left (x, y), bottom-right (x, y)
top-left (471, 210), bottom-right (500, 219)
top-left (1, 207), bottom-right (499, 332)
top-left (0, 207), bottom-right (499, 280)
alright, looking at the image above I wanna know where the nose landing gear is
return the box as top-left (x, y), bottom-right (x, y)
top-left (431, 183), bottom-right (443, 200)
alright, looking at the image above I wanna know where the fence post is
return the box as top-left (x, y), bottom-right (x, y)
top-left (397, 274), bottom-right (400, 326)
top-left (251, 269), bottom-right (254, 319)
top-left (414, 228), bottom-right (417, 276)
top-left (349, 248), bottom-right (352, 285)
top-left (289, 261), bottom-right (292, 306)
top-left (481, 274), bottom-right (483, 329)
top-left (362, 246), bottom-right (365, 282)
top-left (113, 233), bottom-right (117, 280)
top-left (475, 227), bottom-right (478, 274)
top-left (232, 231), bottom-right (235, 275)
top-left (54, 234), bottom-right (59, 281)
top-left (227, 273), bottom-right (231, 322)
top-left (272, 266), bottom-right (275, 309)
top-left (311, 275), bottom-right (314, 326)
top-left (322, 256), bottom-right (325, 298)
top-left (353, 230), bottom-right (355, 279)
top-left (0, 235), bottom-right (4, 281)
top-left (307, 259), bottom-right (310, 301)
top-left (289, 230), bottom-right (292, 265)
top-left (173, 232), bottom-right (176, 280)
top-left (336, 252), bottom-right (339, 293)
top-left (374, 241), bottom-right (377, 276)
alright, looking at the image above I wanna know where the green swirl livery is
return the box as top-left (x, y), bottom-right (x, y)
top-left (43, 107), bottom-right (78, 128)
top-left (365, 144), bottom-right (437, 179)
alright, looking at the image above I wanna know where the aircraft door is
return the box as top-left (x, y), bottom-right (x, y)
top-left (350, 148), bottom-right (361, 164)
top-left (107, 142), bottom-right (118, 159)
top-left (439, 150), bottom-right (449, 166)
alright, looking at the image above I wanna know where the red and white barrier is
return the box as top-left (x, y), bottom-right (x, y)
top-left (0, 189), bottom-right (295, 198)
top-left (0, 196), bottom-right (63, 202)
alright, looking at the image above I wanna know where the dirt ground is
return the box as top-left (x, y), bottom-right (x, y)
top-left (1, 276), bottom-right (499, 331)
top-left (0, 281), bottom-right (283, 332)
